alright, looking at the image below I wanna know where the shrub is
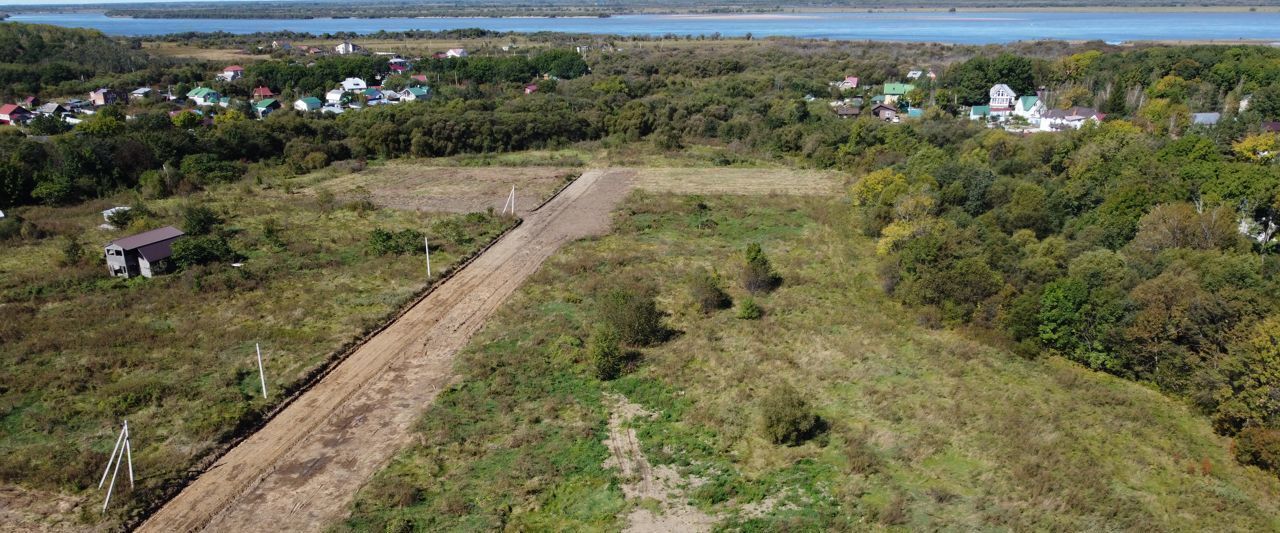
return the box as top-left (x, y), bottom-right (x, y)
top-left (758, 384), bottom-right (820, 446)
top-left (596, 287), bottom-right (667, 346)
top-left (172, 235), bottom-right (234, 268)
top-left (688, 267), bottom-right (731, 313)
top-left (59, 235), bottom-right (83, 266)
top-left (106, 202), bottom-right (153, 229)
top-left (368, 228), bottom-right (424, 256)
top-left (587, 325), bottom-right (624, 380)
top-left (180, 153), bottom-right (245, 185)
top-left (742, 243), bottom-right (780, 294)
top-left (736, 297), bottom-right (763, 320)
top-left (181, 205), bottom-right (224, 236)
top-left (1235, 427), bottom-right (1280, 476)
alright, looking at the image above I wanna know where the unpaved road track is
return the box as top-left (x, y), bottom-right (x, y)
top-left (139, 168), bottom-right (635, 533)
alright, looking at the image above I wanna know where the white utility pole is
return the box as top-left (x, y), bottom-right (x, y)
top-left (424, 237), bottom-right (432, 278)
top-left (256, 343), bottom-right (267, 399)
top-left (99, 420), bottom-right (134, 512)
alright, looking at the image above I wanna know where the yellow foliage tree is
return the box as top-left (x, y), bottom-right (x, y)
top-left (1233, 133), bottom-right (1280, 162)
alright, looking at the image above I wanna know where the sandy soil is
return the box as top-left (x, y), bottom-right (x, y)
top-left (0, 487), bottom-right (85, 533)
top-left (137, 168), bottom-right (635, 533)
top-left (603, 394), bottom-right (717, 533)
top-left (308, 164), bottom-right (577, 216)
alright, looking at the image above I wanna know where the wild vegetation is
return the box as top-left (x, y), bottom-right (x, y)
top-left (342, 192), bottom-right (1280, 531)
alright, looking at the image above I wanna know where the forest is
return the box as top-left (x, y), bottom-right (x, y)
top-left (2, 21), bottom-right (1280, 483)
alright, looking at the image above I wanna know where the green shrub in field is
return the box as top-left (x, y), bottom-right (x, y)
top-left (1235, 427), bottom-right (1280, 476)
top-left (181, 205), bottom-right (224, 236)
top-left (742, 243), bottom-right (780, 294)
top-left (58, 235), bottom-right (83, 266)
top-left (588, 325), bottom-right (625, 380)
top-left (368, 228), bottom-right (425, 256)
top-left (596, 286), bottom-right (667, 346)
top-left (172, 234), bottom-right (234, 268)
top-left (688, 267), bottom-right (731, 313)
top-left (180, 153), bottom-right (245, 185)
top-left (736, 297), bottom-right (763, 320)
top-left (106, 201), bottom-right (154, 229)
top-left (759, 383), bottom-right (820, 446)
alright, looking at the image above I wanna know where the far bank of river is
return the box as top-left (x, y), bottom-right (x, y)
top-left (6, 11), bottom-right (1280, 44)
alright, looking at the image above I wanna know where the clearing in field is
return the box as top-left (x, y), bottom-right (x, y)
top-left (301, 162), bottom-right (578, 215)
top-left (341, 190), bottom-right (1280, 531)
top-left (631, 167), bottom-right (843, 196)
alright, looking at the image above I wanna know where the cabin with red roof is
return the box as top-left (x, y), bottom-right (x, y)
top-left (0, 104), bottom-right (32, 125)
top-left (219, 65), bottom-right (245, 81)
top-left (252, 86), bottom-right (275, 100)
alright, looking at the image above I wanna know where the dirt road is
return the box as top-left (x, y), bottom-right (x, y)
top-left (138, 168), bottom-right (635, 533)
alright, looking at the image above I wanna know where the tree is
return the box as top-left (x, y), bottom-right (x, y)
top-left (687, 267), bottom-right (731, 313)
top-left (1212, 316), bottom-right (1280, 432)
top-left (171, 234), bottom-right (234, 268)
top-left (1233, 133), bottom-right (1280, 162)
top-left (181, 205), bottom-right (224, 236)
top-left (26, 114), bottom-right (68, 135)
top-left (172, 110), bottom-right (202, 129)
top-left (991, 53), bottom-right (1036, 96)
top-left (742, 243), bottom-right (779, 294)
top-left (587, 325), bottom-right (624, 381)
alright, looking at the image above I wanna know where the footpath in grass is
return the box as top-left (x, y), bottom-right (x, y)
top-left (342, 192), bottom-right (1280, 531)
top-left (0, 177), bottom-right (512, 528)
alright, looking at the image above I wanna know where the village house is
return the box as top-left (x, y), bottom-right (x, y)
top-left (906, 70), bottom-right (923, 80)
top-left (833, 105), bottom-right (860, 119)
top-left (20, 96), bottom-right (38, 108)
top-left (341, 77), bottom-right (368, 91)
top-left (1039, 107), bottom-right (1105, 131)
top-left (524, 84), bottom-right (539, 95)
top-left (335, 41), bottom-right (362, 55)
top-left (832, 76), bottom-right (859, 90)
top-left (89, 88), bottom-right (117, 107)
top-left (0, 104), bottom-right (32, 125)
top-left (253, 98), bottom-right (281, 118)
top-left (218, 65), bottom-right (244, 81)
top-left (37, 102), bottom-right (67, 117)
top-left (361, 87), bottom-right (385, 102)
top-left (252, 86), bottom-right (275, 100)
top-left (446, 48), bottom-right (468, 58)
top-left (186, 87), bottom-right (221, 106)
top-left (104, 226), bottom-right (185, 279)
top-left (988, 84), bottom-right (1017, 119)
top-left (871, 103), bottom-right (899, 122)
top-left (969, 105), bottom-right (991, 121)
top-left (400, 87), bottom-right (431, 101)
top-left (882, 83), bottom-right (915, 105)
top-left (129, 87), bottom-right (153, 101)
top-left (1013, 93), bottom-right (1044, 120)
top-left (271, 40), bottom-right (292, 51)
top-left (325, 89), bottom-right (348, 105)
top-left (294, 96), bottom-right (323, 112)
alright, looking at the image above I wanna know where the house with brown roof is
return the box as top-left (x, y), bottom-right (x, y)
top-left (219, 65), bottom-right (245, 81)
top-left (252, 86), bottom-right (275, 100)
top-left (104, 226), bottom-right (185, 278)
top-left (871, 103), bottom-right (899, 122)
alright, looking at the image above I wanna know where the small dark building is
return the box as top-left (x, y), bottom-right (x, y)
top-left (104, 226), bottom-right (184, 278)
top-left (871, 103), bottom-right (899, 121)
top-left (834, 105), bottom-right (860, 119)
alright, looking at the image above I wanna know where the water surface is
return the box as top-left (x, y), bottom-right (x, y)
top-left (7, 11), bottom-right (1279, 43)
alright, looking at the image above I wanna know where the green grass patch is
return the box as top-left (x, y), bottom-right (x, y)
top-left (344, 192), bottom-right (1280, 531)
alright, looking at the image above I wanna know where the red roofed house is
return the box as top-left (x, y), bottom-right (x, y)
top-left (252, 86), bottom-right (275, 100)
top-left (0, 104), bottom-right (32, 125)
top-left (524, 84), bottom-right (539, 95)
top-left (411, 74), bottom-right (429, 83)
top-left (219, 65), bottom-right (245, 81)
top-left (21, 96), bottom-right (38, 108)
top-left (104, 226), bottom-right (185, 278)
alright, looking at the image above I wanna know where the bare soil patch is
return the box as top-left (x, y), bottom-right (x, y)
top-left (603, 394), bottom-right (717, 533)
top-left (306, 164), bottom-right (577, 216)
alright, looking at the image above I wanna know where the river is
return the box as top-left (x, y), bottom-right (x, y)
top-left (6, 11), bottom-right (1280, 44)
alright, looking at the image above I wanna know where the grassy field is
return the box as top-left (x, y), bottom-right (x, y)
top-left (297, 162), bottom-right (578, 215)
top-left (341, 191), bottom-right (1280, 531)
top-left (0, 169), bottom-right (527, 528)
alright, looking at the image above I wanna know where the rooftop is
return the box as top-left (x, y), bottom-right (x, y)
top-left (109, 226), bottom-right (184, 251)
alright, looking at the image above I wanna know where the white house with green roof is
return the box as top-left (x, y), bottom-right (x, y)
top-left (883, 82), bottom-right (915, 105)
top-left (294, 97), bottom-right (323, 112)
top-left (254, 98), bottom-right (281, 118)
top-left (400, 87), bottom-right (431, 101)
top-left (1014, 94), bottom-right (1045, 120)
top-left (185, 87), bottom-right (220, 106)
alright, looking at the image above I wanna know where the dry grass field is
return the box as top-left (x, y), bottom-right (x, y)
top-left (632, 167), bottom-right (844, 196)
top-left (296, 163), bottom-right (579, 216)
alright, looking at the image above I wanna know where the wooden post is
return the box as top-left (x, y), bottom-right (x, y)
top-left (424, 237), bottom-right (432, 278)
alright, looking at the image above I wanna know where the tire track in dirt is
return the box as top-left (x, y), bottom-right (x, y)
top-left (137, 168), bottom-right (635, 533)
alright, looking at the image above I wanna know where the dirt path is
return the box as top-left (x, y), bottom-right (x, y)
top-left (138, 168), bottom-right (635, 533)
top-left (602, 394), bottom-right (717, 533)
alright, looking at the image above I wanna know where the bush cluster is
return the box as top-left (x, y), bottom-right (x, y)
top-left (758, 384), bottom-right (821, 446)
